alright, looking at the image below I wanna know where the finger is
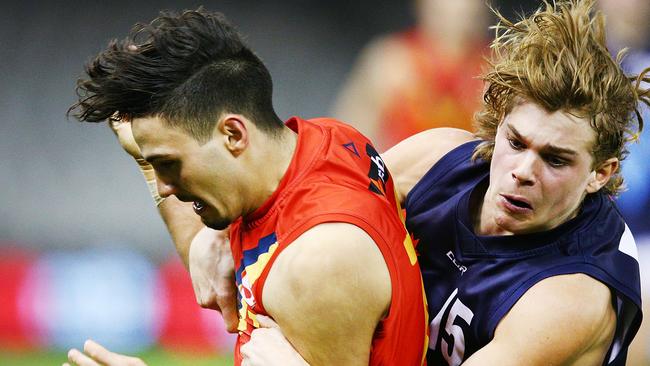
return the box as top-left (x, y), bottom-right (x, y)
top-left (110, 121), bottom-right (131, 141)
top-left (107, 119), bottom-right (129, 143)
top-left (108, 118), bottom-right (121, 131)
top-left (240, 341), bottom-right (252, 358)
top-left (192, 277), bottom-right (221, 311)
top-left (67, 348), bottom-right (101, 366)
top-left (255, 314), bottom-right (279, 329)
top-left (220, 292), bottom-right (239, 333)
top-left (198, 292), bottom-right (222, 311)
top-left (83, 339), bottom-right (123, 365)
top-left (107, 112), bottom-right (129, 135)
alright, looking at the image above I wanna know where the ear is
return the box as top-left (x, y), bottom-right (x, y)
top-left (586, 157), bottom-right (618, 194)
top-left (216, 114), bottom-right (249, 157)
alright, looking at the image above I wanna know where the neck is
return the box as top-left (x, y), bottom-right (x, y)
top-left (243, 126), bottom-right (298, 216)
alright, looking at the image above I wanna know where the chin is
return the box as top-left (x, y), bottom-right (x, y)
top-left (494, 215), bottom-right (524, 235)
top-left (202, 217), bottom-right (231, 231)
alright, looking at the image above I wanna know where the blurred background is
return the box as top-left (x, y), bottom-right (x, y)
top-left (1, 0), bottom-right (648, 364)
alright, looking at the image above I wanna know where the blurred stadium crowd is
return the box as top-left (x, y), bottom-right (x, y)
top-left (1, 0), bottom-right (648, 363)
top-left (0, 248), bottom-right (235, 355)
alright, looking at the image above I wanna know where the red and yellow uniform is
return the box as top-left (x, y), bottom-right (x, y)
top-left (230, 117), bottom-right (428, 365)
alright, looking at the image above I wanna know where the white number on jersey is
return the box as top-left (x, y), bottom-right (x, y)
top-left (430, 288), bottom-right (474, 366)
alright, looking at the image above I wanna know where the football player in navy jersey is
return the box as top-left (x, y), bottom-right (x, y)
top-left (65, 1), bottom-right (649, 366)
top-left (382, 1), bottom-right (648, 364)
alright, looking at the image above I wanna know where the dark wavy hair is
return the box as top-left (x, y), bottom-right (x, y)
top-left (69, 8), bottom-right (284, 142)
top-left (473, 0), bottom-right (649, 195)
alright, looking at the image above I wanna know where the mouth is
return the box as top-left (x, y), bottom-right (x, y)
top-left (500, 194), bottom-right (533, 213)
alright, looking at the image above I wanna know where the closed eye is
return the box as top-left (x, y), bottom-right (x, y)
top-left (544, 155), bottom-right (570, 168)
top-left (152, 160), bottom-right (180, 175)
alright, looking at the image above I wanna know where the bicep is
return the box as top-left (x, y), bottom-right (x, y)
top-left (464, 274), bottom-right (616, 366)
top-left (262, 223), bottom-right (391, 366)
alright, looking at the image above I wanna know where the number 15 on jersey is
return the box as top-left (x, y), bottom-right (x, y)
top-left (430, 288), bottom-right (474, 366)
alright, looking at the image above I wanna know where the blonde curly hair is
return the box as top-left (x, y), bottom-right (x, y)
top-left (473, 0), bottom-right (649, 195)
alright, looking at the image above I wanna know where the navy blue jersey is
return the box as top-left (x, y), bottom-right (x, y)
top-left (406, 140), bottom-right (642, 366)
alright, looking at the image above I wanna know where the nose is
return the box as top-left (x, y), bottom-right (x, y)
top-left (156, 175), bottom-right (178, 198)
top-left (511, 152), bottom-right (537, 186)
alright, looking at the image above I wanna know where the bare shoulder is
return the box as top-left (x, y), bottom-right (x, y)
top-left (465, 274), bottom-right (616, 366)
top-left (382, 128), bottom-right (476, 203)
top-left (261, 223), bottom-right (391, 364)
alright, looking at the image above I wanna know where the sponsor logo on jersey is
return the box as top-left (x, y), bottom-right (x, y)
top-left (366, 143), bottom-right (388, 196)
top-left (342, 141), bottom-right (360, 157)
top-left (239, 269), bottom-right (256, 307)
top-left (446, 251), bottom-right (467, 275)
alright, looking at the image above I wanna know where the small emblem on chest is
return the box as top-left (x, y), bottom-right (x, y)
top-left (446, 251), bottom-right (467, 275)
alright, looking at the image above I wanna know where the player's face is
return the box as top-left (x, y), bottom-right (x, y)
top-left (131, 116), bottom-right (241, 230)
top-left (482, 101), bottom-right (602, 235)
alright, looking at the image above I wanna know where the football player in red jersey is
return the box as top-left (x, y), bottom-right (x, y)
top-left (65, 8), bottom-right (427, 366)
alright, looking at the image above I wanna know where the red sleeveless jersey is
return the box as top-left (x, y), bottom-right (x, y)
top-left (229, 117), bottom-right (428, 365)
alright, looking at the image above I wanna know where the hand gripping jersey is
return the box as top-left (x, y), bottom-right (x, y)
top-left (406, 141), bottom-right (642, 366)
top-left (229, 117), bottom-right (428, 365)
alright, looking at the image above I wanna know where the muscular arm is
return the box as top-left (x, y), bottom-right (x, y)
top-left (259, 223), bottom-right (392, 365)
top-left (382, 127), bottom-right (475, 204)
top-left (464, 274), bottom-right (617, 366)
top-left (157, 196), bottom-right (203, 269)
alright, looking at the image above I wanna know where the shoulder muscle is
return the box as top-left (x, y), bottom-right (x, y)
top-left (262, 223), bottom-right (391, 365)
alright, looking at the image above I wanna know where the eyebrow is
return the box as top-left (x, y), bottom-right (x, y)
top-left (507, 124), bottom-right (578, 156)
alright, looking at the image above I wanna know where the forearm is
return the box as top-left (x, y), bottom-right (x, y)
top-left (134, 159), bottom-right (205, 270)
top-left (157, 196), bottom-right (204, 270)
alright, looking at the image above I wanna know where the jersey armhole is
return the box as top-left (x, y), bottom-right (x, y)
top-left (486, 264), bottom-right (642, 365)
top-left (252, 211), bottom-right (403, 316)
top-left (405, 140), bottom-right (481, 215)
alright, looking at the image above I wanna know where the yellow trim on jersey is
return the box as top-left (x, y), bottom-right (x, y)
top-left (236, 242), bottom-right (280, 332)
top-left (421, 284), bottom-right (430, 365)
top-left (245, 242), bottom-right (280, 283)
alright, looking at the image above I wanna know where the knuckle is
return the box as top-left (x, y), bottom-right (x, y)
top-left (215, 293), bottom-right (230, 304)
top-left (226, 321), bottom-right (239, 333)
